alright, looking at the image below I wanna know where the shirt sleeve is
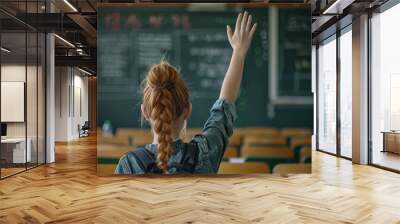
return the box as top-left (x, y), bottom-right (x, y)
top-left (193, 98), bottom-right (238, 173)
top-left (114, 153), bottom-right (145, 175)
top-left (115, 155), bottom-right (131, 174)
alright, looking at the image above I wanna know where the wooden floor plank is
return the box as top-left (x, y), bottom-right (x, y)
top-left (0, 135), bottom-right (399, 223)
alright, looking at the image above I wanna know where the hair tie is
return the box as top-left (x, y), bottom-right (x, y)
top-left (153, 81), bottom-right (175, 91)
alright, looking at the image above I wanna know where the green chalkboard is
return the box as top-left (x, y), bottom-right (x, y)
top-left (97, 5), bottom-right (312, 130)
top-left (278, 9), bottom-right (311, 97)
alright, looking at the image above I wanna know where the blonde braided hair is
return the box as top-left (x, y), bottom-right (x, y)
top-left (142, 61), bottom-right (190, 173)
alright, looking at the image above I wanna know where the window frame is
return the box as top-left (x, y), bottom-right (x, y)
top-left (315, 23), bottom-right (353, 160)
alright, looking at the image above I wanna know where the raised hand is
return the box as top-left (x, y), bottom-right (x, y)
top-left (226, 11), bottom-right (257, 56)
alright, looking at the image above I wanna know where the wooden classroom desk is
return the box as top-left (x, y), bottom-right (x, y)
top-left (381, 131), bottom-right (400, 154)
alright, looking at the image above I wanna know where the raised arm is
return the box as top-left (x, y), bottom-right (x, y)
top-left (192, 12), bottom-right (257, 173)
top-left (220, 11), bottom-right (257, 104)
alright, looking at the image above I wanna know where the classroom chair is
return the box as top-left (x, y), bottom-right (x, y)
top-left (241, 146), bottom-right (294, 158)
top-left (228, 132), bottom-right (242, 148)
top-left (116, 128), bottom-right (153, 146)
top-left (240, 127), bottom-right (279, 133)
top-left (182, 128), bottom-right (242, 147)
top-left (97, 135), bottom-right (131, 146)
top-left (300, 146), bottom-right (312, 163)
top-left (97, 144), bottom-right (133, 175)
top-left (97, 144), bottom-right (133, 160)
top-left (280, 128), bottom-right (312, 138)
top-left (96, 128), bottom-right (103, 137)
top-left (181, 128), bottom-right (202, 142)
top-left (234, 128), bottom-right (245, 136)
top-left (242, 132), bottom-right (282, 140)
top-left (272, 163), bottom-right (311, 175)
top-left (228, 133), bottom-right (242, 148)
top-left (223, 146), bottom-right (239, 159)
top-left (289, 137), bottom-right (312, 150)
top-left (240, 127), bottom-right (281, 138)
top-left (97, 164), bottom-right (118, 175)
top-left (243, 136), bottom-right (287, 147)
top-left (116, 128), bottom-right (150, 138)
top-left (241, 146), bottom-right (295, 172)
top-left (245, 157), bottom-right (292, 172)
top-left (218, 162), bottom-right (270, 174)
top-left (185, 128), bottom-right (202, 135)
top-left (132, 134), bottom-right (154, 147)
top-left (290, 140), bottom-right (311, 162)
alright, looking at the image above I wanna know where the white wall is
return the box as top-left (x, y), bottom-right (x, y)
top-left (55, 66), bottom-right (69, 141)
top-left (55, 67), bottom-right (89, 141)
top-left (1, 82), bottom-right (25, 122)
top-left (1, 65), bottom-right (26, 133)
top-left (1, 65), bottom-right (38, 137)
top-left (72, 73), bottom-right (89, 138)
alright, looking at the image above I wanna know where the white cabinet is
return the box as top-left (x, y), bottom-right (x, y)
top-left (1, 138), bottom-right (32, 163)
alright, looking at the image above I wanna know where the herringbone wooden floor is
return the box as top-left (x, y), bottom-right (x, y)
top-left (1, 136), bottom-right (400, 224)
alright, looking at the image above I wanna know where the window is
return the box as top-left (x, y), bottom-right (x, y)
top-left (370, 3), bottom-right (400, 171)
top-left (0, 1), bottom-right (47, 179)
top-left (317, 35), bottom-right (337, 154)
top-left (339, 27), bottom-right (352, 158)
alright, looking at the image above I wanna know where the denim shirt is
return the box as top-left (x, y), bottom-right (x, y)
top-left (115, 98), bottom-right (237, 174)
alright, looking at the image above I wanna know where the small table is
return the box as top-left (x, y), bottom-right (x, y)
top-left (1, 138), bottom-right (32, 164)
top-left (381, 131), bottom-right (400, 155)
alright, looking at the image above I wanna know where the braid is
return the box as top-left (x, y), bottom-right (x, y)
top-left (152, 89), bottom-right (173, 172)
top-left (142, 61), bottom-right (190, 173)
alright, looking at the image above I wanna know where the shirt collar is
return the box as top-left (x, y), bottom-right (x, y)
top-left (147, 139), bottom-right (184, 155)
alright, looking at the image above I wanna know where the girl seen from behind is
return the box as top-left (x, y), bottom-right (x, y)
top-left (115, 12), bottom-right (257, 174)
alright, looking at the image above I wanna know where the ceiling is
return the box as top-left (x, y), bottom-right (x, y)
top-left (1, 0), bottom-right (97, 73)
top-left (2, 0), bottom-right (387, 74)
top-left (311, 0), bottom-right (390, 44)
